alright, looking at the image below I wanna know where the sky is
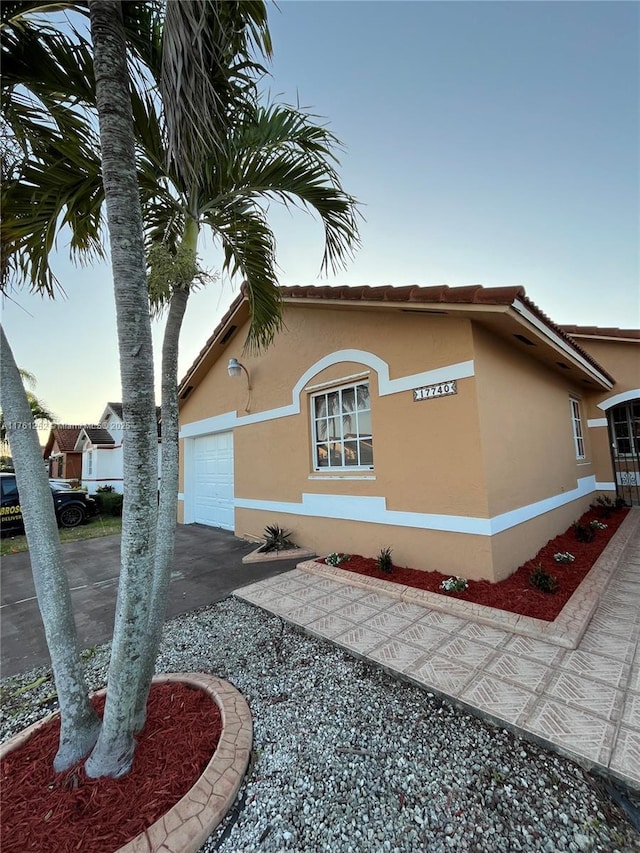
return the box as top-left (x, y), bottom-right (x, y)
top-left (2, 0), bottom-right (639, 435)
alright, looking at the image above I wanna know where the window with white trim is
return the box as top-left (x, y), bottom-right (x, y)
top-left (611, 402), bottom-right (640, 456)
top-left (570, 398), bottom-right (585, 459)
top-left (87, 450), bottom-right (93, 476)
top-left (311, 381), bottom-right (373, 470)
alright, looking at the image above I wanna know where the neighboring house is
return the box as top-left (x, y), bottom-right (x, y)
top-left (177, 284), bottom-right (639, 583)
top-left (43, 426), bottom-right (84, 481)
top-left (76, 403), bottom-right (162, 494)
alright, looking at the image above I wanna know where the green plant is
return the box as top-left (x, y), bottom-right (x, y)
top-left (572, 521), bottom-right (596, 543)
top-left (529, 564), bottom-right (558, 594)
top-left (325, 552), bottom-right (350, 567)
top-left (96, 484), bottom-right (115, 493)
top-left (94, 491), bottom-right (123, 517)
top-left (376, 546), bottom-right (393, 573)
top-left (259, 524), bottom-right (295, 553)
top-left (593, 495), bottom-right (614, 518)
top-left (553, 552), bottom-right (575, 564)
top-left (589, 519), bottom-right (607, 531)
top-left (440, 576), bottom-right (468, 593)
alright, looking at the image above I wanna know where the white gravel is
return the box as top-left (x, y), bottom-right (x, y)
top-left (2, 596), bottom-right (639, 853)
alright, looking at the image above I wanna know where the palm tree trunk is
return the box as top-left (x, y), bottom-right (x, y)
top-left (0, 326), bottom-right (100, 771)
top-left (85, 0), bottom-right (158, 779)
top-left (133, 282), bottom-right (190, 727)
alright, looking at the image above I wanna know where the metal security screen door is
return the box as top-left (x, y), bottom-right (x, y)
top-left (607, 401), bottom-right (640, 506)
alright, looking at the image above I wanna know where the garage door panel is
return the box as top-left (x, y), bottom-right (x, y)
top-left (193, 432), bottom-right (234, 530)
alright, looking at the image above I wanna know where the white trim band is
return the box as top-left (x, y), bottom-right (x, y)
top-left (587, 418), bottom-right (608, 428)
top-left (597, 389), bottom-right (640, 411)
top-left (235, 476), bottom-right (598, 537)
top-left (180, 350), bottom-right (475, 439)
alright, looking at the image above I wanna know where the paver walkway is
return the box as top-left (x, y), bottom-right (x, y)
top-left (235, 510), bottom-right (640, 792)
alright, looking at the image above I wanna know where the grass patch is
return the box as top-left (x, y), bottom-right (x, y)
top-left (0, 515), bottom-right (122, 556)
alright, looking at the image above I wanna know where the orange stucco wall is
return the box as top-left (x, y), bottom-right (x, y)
top-left (576, 339), bottom-right (640, 490)
top-left (178, 305), bottom-right (638, 581)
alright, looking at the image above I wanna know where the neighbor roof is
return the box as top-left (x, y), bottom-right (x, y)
top-left (178, 283), bottom-right (617, 397)
top-left (104, 402), bottom-right (163, 436)
top-left (82, 427), bottom-right (115, 446)
top-left (560, 325), bottom-right (640, 342)
top-left (43, 426), bottom-right (84, 458)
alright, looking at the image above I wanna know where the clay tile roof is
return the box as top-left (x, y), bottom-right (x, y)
top-left (178, 282), bottom-right (617, 393)
top-left (52, 426), bottom-right (84, 452)
top-left (281, 284), bottom-right (615, 384)
top-left (560, 325), bottom-right (640, 341)
top-left (279, 283), bottom-right (527, 306)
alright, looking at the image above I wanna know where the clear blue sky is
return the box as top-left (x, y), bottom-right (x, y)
top-left (2, 0), bottom-right (638, 432)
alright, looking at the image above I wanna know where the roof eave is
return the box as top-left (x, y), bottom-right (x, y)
top-left (511, 299), bottom-right (614, 390)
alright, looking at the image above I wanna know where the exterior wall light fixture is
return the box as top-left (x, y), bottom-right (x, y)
top-left (227, 358), bottom-right (252, 413)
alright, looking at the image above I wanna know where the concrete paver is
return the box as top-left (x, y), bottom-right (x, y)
top-left (234, 509), bottom-right (640, 791)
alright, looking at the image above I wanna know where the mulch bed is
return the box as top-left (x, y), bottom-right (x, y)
top-left (1, 682), bottom-right (222, 853)
top-left (323, 507), bottom-right (629, 622)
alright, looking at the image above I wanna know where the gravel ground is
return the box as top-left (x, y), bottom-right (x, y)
top-left (2, 596), bottom-right (639, 853)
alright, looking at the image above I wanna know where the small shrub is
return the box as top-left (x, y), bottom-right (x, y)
top-left (96, 484), bottom-right (115, 493)
top-left (530, 564), bottom-right (558, 594)
top-left (376, 546), bottom-right (393, 573)
top-left (593, 495), bottom-right (615, 518)
top-left (553, 552), bottom-right (575, 564)
top-left (440, 576), bottom-right (468, 593)
top-left (589, 519), bottom-right (608, 531)
top-left (95, 491), bottom-right (123, 516)
top-left (572, 522), bottom-right (596, 543)
top-left (325, 552), bottom-right (350, 567)
top-left (593, 495), bottom-right (627, 516)
top-left (259, 524), bottom-right (295, 553)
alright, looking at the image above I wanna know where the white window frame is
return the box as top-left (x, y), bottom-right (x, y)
top-left (570, 398), bottom-right (585, 460)
top-left (310, 380), bottom-right (373, 471)
top-left (610, 402), bottom-right (640, 457)
top-left (86, 450), bottom-right (93, 476)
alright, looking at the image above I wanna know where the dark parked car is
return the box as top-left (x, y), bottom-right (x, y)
top-left (0, 472), bottom-right (97, 533)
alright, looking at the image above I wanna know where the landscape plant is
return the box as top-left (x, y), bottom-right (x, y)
top-left (529, 564), bottom-right (559, 594)
top-left (325, 552), bottom-right (350, 567)
top-left (572, 521), bottom-right (596, 543)
top-left (1, 0), bottom-right (359, 780)
top-left (376, 546), bottom-right (394, 573)
top-left (440, 576), bottom-right (469, 593)
top-left (259, 524), bottom-right (295, 553)
top-left (553, 552), bottom-right (575, 564)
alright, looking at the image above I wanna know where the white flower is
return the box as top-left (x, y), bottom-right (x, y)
top-left (553, 552), bottom-right (575, 563)
top-left (440, 576), bottom-right (468, 592)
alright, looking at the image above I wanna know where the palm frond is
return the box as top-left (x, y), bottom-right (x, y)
top-left (207, 201), bottom-right (282, 353)
top-left (197, 104), bottom-right (361, 275)
top-left (2, 128), bottom-right (105, 294)
top-left (160, 0), bottom-right (270, 182)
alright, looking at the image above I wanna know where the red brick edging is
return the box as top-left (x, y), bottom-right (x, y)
top-left (0, 673), bottom-right (253, 853)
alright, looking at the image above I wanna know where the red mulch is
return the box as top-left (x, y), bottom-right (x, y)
top-left (1, 682), bottom-right (222, 853)
top-left (325, 508), bottom-right (629, 622)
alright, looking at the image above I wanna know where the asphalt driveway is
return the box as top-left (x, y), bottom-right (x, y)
top-left (0, 525), bottom-right (303, 677)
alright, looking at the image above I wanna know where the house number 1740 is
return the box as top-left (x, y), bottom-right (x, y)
top-left (413, 380), bottom-right (457, 402)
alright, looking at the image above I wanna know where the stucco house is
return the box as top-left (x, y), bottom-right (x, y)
top-left (43, 426), bottom-right (84, 481)
top-left (177, 284), bottom-right (639, 583)
top-left (76, 403), bottom-right (162, 494)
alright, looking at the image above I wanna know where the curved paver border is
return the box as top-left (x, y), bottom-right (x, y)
top-left (297, 509), bottom-right (640, 648)
top-left (0, 673), bottom-right (252, 853)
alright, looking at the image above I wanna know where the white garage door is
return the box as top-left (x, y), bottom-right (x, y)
top-left (193, 432), bottom-right (234, 530)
